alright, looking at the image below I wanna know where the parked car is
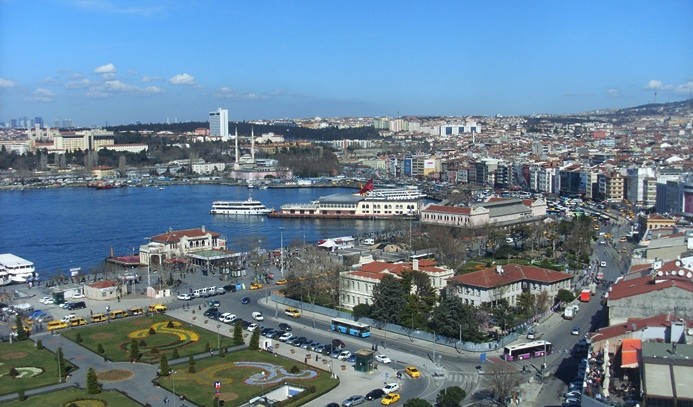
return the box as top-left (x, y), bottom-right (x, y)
top-left (252, 311), bottom-right (264, 321)
top-left (291, 337), bottom-right (307, 347)
top-left (278, 322), bottom-right (292, 331)
top-left (380, 393), bottom-right (400, 405)
top-left (247, 323), bottom-right (259, 332)
top-left (331, 338), bottom-right (346, 349)
top-left (342, 395), bottom-right (365, 407)
top-left (382, 383), bottom-right (400, 394)
top-left (564, 390), bottom-right (582, 398)
top-left (375, 354), bottom-right (392, 364)
top-left (250, 282), bottom-right (263, 290)
top-left (71, 293), bottom-right (85, 299)
top-left (337, 350), bottom-right (352, 361)
top-left (278, 332), bottom-right (293, 342)
top-left (365, 389), bottom-right (385, 400)
top-left (177, 293), bottom-right (192, 301)
top-left (301, 340), bottom-right (315, 349)
top-left (219, 313), bottom-right (237, 323)
top-left (206, 300), bottom-right (220, 308)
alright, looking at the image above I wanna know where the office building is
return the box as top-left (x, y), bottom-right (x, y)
top-left (209, 108), bottom-right (229, 141)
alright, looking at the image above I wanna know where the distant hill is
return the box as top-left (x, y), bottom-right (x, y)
top-left (609, 98), bottom-right (693, 117)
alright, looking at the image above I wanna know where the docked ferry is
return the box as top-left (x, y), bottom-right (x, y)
top-left (269, 180), bottom-right (425, 219)
top-left (210, 197), bottom-right (273, 215)
top-left (0, 253), bottom-right (38, 285)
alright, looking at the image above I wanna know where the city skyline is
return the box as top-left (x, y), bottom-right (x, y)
top-left (0, 0), bottom-right (691, 127)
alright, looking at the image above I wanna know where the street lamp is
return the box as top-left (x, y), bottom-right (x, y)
top-left (172, 369), bottom-right (177, 396)
top-left (216, 324), bottom-right (221, 352)
top-left (280, 227), bottom-right (285, 276)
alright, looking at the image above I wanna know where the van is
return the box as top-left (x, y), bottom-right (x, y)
top-left (91, 313), bottom-right (107, 323)
top-left (362, 238), bottom-right (375, 245)
top-left (148, 304), bottom-right (167, 313)
top-left (69, 317), bottom-right (87, 327)
top-left (129, 307), bottom-right (144, 316)
top-left (109, 310), bottom-right (127, 319)
top-left (252, 311), bottom-right (264, 321)
top-left (192, 289), bottom-right (202, 298)
top-left (47, 321), bottom-right (69, 331)
top-left (66, 301), bottom-right (86, 311)
top-left (284, 307), bottom-right (301, 318)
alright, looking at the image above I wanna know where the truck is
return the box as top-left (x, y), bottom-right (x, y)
top-left (579, 289), bottom-right (591, 302)
top-left (564, 305), bottom-right (578, 320)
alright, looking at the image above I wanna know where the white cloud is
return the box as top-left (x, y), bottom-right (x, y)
top-left (213, 86), bottom-right (267, 100)
top-left (169, 73), bottom-right (196, 85)
top-left (675, 81), bottom-right (693, 94)
top-left (606, 88), bottom-right (620, 97)
top-left (142, 75), bottom-right (162, 83)
top-left (94, 63), bottom-right (117, 74)
top-left (71, 0), bottom-right (165, 16)
top-left (644, 79), bottom-right (662, 90)
top-left (30, 88), bottom-right (56, 102)
top-left (0, 78), bottom-right (15, 88)
top-left (65, 78), bottom-right (91, 89)
top-left (87, 80), bottom-right (162, 97)
top-left (213, 86), bottom-right (236, 98)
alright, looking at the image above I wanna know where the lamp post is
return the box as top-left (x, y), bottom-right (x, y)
top-left (280, 227), bottom-right (285, 276)
top-left (216, 324), bottom-right (221, 352)
top-left (172, 369), bottom-right (176, 396)
top-left (408, 209), bottom-right (413, 256)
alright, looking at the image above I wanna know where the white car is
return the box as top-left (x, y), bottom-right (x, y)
top-left (247, 323), bottom-right (259, 332)
top-left (337, 350), bottom-right (352, 361)
top-left (374, 354), bottom-right (392, 364)
top-left (251, 311), bottom-right (264, 321)
top-left (177, 293), bottom-right (192, 301)
top-left (39, 296), bottom-right (52, 304)
top-left (382, 382), bottom-right (400, 394)
top-left (278, 332), bottom-right (293, 342)
top-left (61, 314), bottom-right (76, 323)
top-left (72, 293), bottom-right (85, 299)
top-left (600, 261), bottom-right (607, 267)
top-left (219, 313), bottom-right (237, 324)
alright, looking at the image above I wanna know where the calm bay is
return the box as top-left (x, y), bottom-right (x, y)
top-left (0, 184), bottom-right (399, 278)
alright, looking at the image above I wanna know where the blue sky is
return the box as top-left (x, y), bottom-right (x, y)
top-left (0, 0), bottom-right (691, 127)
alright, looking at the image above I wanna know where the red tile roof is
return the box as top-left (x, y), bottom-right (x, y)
top-left (609, 262), bottom-right (693, 301)
top-left (151, 228), bottom-right (220, 244)
top-left (447, 264), bottom-right (572, 288)
top-left (346, 259), bottom-right (450, 281)
top-left (589, 313), bottom-right (684, 342)
top-left (424, 205), bottom-right (471, 214)
top-left (89, 280), bottom-right (118, 289)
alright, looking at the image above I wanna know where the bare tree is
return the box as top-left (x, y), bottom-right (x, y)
top-left (485, 364), bottom-right (520, 406)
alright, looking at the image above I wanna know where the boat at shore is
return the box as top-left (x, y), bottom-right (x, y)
top-left (0, 253), bottom-right (38, 285)
top-left (269, 181), bottom-right (425, 219)
top-left (210, 197), bottom-right (273, 215)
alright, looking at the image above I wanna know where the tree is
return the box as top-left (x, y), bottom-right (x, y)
top-left (436, 386), bottom-right (466, 407)
top-left (171, 348), bottom-right (179, 360)
top-left (486, 364), bottom-right (519, 406)
top-left (87, 367), bottom-right (101, 394)
top-left (403, 399), bottom-right (432, 407)
top-left (556, 288), bottom-right (575, 304)
top-left (97, 343), bottom-right (105, 354)
top-left (249, 328), bottom-right (260, 350)
top-left (188, 356), bottom-right (196, 373)
top-left (429, 296), bottom-right (484, 342)
top-left (232, 320), bottom-right (244, 346)
top-left (159, 354), bottom-right (170, 376)
top-left (352, 304), bottom-right (371, 320)
top-left (129, 339), bottom-right (140, 362)
top-left (56, 347), bottom-right (67, 378)
top-left (14, 315), bottom-right (28, 341)
top-left (370, 274), bottom-right (406, 326)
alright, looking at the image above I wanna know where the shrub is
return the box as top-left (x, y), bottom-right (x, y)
top-left (97, 343), bottom-right (105, 354)
top-left (139, 339), bottom-right (147, 347)
top-left (167, 320), bottom-right (175, 328)
top-left (149, 327), bottom-right (156, 335)
top-left (204, 342), bottom-right (211, 352)
top-left (171, 348), bottom-right (179, 359)
top-left (36, 340), bottom-right (43, 350)
top-left (75, 333), bottom-right (83, 343)
top-left (17, 389), bottom-right (26, 401)
top-left (290, 365), bottom-right (300, 374)
top-left (188, 365), bottom-right (196, 373)
top-left (87, 367), bottom-right (101, 394)
top-left (9, 367), bottom-right (19, 377)
top-left (151, 347), bottom-right (159, 355)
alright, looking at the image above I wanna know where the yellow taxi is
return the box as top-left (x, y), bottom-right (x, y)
top-left (381, 393), bottom-right (400, 405)
top-left (250, 282), bottom-right (263, 290)
top-left (405, 366), bottom-right (421, 378)
top-left (276, 279), bottom-right (288, 285)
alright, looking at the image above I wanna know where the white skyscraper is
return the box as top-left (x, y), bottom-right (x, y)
top-left (209, 108), bottom-right (229, 141)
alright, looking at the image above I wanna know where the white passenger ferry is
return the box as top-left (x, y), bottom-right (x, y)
top-left (210, 197), bottom-right (273, 215)
top-left (0, 253), bottom-right (37, 285)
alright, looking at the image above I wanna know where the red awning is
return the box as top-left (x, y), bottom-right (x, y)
top-left (621, 338), bottom-right (641, 369)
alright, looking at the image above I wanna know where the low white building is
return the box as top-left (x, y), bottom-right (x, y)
top-left (139, 226), bottom-right (227, 267)
top-left (446, 264), bottom-right (573, 307)
top-left (421, 198), bottom-right (546, 229)
top-left (339, 258), bottom-right (454, 310)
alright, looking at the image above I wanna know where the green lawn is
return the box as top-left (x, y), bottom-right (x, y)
top-left (157, 349), bottom-right (338, 407)
top-left (61, 314), bottom-right (233, 363)
top-left (0, 340), bottom-right (75, 396)
top-left (1, 388), bottom-right (141, 407)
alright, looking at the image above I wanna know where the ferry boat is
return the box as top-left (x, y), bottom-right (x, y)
top-left (0, 253), bottom-right (38, 285)
top-left (269, 180), bottom-right (425, 219)
top-left (210, 197), bottom-right (273, 215)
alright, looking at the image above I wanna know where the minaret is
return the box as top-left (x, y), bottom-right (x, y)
top-left (234, 126), bottom-right (240, 170)
top-left (251, 127), bottom-right (255, 162)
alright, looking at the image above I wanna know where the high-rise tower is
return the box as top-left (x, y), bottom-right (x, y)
top-left (208, 108), bottom-right (229, 141)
